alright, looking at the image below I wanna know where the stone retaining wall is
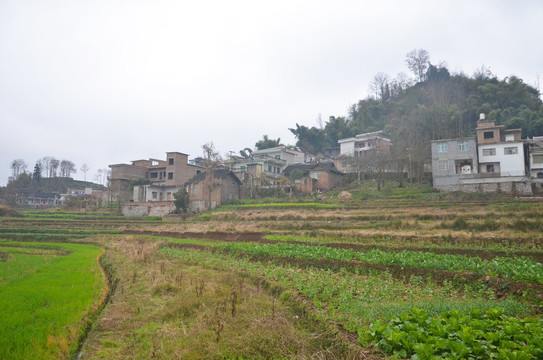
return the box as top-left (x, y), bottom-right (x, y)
top-left (122, 201), bottom-right (175, 217)
top-left (435, 180), bottom-right (534, 196)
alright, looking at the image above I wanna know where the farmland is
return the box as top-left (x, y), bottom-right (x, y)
top-left (1, 185), bottom-right (542, 359)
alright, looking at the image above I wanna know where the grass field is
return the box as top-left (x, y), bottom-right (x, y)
top-left (1, 183), bottom-right (542, 359)
top-left (0, 241), bottom-right (106, 359)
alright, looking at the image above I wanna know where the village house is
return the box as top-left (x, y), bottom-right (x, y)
top-left (185, 169), bottom-right (242, 212)
top-left (338, 130), bottom-right (390, 157)
top-left (336, 130), bottom-right (391, 173)
top-left (431, 137), bottom-right (478, 188)
top-left (282, 163), bottom-right (343, 193)
top-left (475, 114), bottom-right (525, 177)
top-left (231, 146), bottom-right (306, 187)
top-left (526, 136), bottom-right (543, 179)
top-left (109, 152), bottom-right (203, 202)
top-left (16, 190), bottom-right (60, 208)
top-left (431, 113), bottom-right (537, 195)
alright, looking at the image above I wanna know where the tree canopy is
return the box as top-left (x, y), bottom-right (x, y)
top-left (289, 50), bottom-right (543, 159)
top-left (255, 135), bottom-right (282, 150)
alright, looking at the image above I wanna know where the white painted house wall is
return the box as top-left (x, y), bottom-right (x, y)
top-left (338, 138), bottom-right (356, 156)
top-left (478, 143), bottom-right (525, 176)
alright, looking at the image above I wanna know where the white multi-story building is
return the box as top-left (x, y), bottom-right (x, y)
top-left (527, 136), bottom-right (543, 178)
top-left (338, 131), bottom-right (390, 157)
top-left (475, 114), bottom-right (525, 177)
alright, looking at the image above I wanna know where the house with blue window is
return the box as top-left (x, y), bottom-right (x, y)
top-left (431, 137), bottom-right (478, 188)
top-left (430, 113), bottom-right (535, 195)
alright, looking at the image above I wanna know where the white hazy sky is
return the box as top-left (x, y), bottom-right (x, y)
top-left (1, 0), bottom-right (542, 186)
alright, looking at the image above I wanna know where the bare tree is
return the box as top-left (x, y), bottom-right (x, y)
top-left (10, 159), bottom-right (27, 178)
top-left (405, 48), bottom-right (430, 82)
top-left (50, 159), bottom-right (60, 177)
top-left (39, 157), bottom-right (49, 178)
top-left (369, 72), bottom-right (391, 102)
top-left (201, 142), bottom-right (223, 211)
top-left (80, 164), bottom-right (90, 181)
top-left (343, 155), bottom-right (371, 184)
top-left (390, 72), bottom-right (413, 97)
top-left (60, 160), bottom-right (76, 178)
top-left (367, 149), bottom-right (391, 191)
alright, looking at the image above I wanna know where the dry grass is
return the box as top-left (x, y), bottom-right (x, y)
top-left (81, 236), bottom-right (355, 359)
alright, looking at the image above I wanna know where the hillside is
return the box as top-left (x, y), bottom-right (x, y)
top-left (290, 64), bottom-right (543, 156)
top-left (0, 174), bottom-right (106, 205)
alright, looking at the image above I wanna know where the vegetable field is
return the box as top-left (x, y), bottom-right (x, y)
top-left (1, 189), bottom-right (542, 359)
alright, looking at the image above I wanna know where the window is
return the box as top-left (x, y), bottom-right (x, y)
top-left (457, 141), bottom-right (469, 152)
top-left (533, 154), bottom-right (543, 164)
top-left (268, 165), bottom-right (272, 172)
top-left (483, 131), bottom-right (494, 139)
top-left (193, 187), bottom-right (197, 195)
top-left (438, 160), bottom-right (449, 171)
top-left (168, 172), bottom-right (173, 179)
top-left (152, 192), bottom-right (158, 199)
top-left (486, 164), bottom-right (495, 173)
top-left (482, 148), bottom-right (496, 156)
top-left (505, 134), bottom-right (514, 142)
top-left (150, 172), bottom-right (158, 178)
top-left (437, 142), bottom-right (448, 153)
top-left (504, 147), bottom-right (518, 155)
top-left (169, 158), bottom-right (174, 165)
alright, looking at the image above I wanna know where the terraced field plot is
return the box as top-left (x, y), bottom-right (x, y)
top-left (0, 241), bottom-right (106, 359)
top-left (1, 190), bottom-right (542, 359)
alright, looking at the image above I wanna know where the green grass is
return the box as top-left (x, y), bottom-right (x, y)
top-left (0, 241), bottom-right (106, 359)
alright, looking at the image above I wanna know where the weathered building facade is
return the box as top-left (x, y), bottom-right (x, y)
top-left (283, 163), bottom-right (343, 193)
top-left (109, 152), bottom-right (203, 202)
top-left (185, 169), bottom-right (242, 212)
top-left (431, 137), bottom-right (478, 187)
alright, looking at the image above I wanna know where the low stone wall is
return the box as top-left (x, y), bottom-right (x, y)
top-left (189, 200), bottom-right (218, 213)
top-left (435, 178), bottom-right (534, 196)
top-left (122, 201), bottom-right (175, 217)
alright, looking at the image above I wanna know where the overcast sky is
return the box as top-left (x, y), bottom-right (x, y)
top-left (1, 0), bottom-right (542, 186)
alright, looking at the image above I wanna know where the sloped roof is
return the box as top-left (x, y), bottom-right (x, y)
top-left (185, 169), bottom-right (242, 185)
top-left (283, 162), bottom-right (342, 176)
top-left (18, 190), bottom-right (60, 198)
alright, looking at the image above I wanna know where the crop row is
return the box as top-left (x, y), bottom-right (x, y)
top-left (21, 211), bottom-right (162, 221)
top-left (171, 239), bottom-right (543, 284)
top-left (1, 233), bottom-right (89, 240)
top-left (161, 246), bottom-right (538, 359)
top-left (0, 227), bottom-right (122, 235)
top-left (364, 307), bottom-right (542, 359)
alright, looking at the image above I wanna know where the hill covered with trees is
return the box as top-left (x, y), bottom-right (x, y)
top-left (289, 49), bottom-right (543, 175)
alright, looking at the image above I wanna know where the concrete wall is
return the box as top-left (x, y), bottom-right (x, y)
top-left (478, 143), bottom-right (525, 176)
top-left (435, 177), bottom-right (534, 196)
top-left (431, 138), bottom-right (478, 186)
top-left (220, 175), bottom-right (241, 202)
top-left (529, 151), bottom-right (543, 178)
top-left (339, 139), bottom-right (356, 156)
top-left (122, 201), bottom-right (175, 217)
